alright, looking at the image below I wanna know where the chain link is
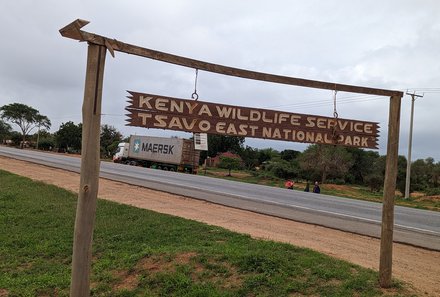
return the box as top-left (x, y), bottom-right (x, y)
top-left (191, 69), bottom-right (199, 100)
top-left (332, 90), bottom-right (339, 143)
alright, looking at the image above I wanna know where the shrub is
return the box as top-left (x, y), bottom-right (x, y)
top-left (38, 138), bottom-right (55, 150)
top-left (425, 187), bottom-right (440, 196)
top-left (365, 174), bottom-right (383, 192)
top-left (329, 178), bottom-right (345, 185)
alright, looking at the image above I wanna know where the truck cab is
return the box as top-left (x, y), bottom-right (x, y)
top-left (112, 142), bottom-right (129, 163)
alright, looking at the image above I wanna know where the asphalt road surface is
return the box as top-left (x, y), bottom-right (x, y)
top-left (1, 146), bottom-right (439, 250)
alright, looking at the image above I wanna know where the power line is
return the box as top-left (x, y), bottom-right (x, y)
top-left (263, 94), bottom-right (383, 110)
top-left (71, 86), bottom-right (439, 118)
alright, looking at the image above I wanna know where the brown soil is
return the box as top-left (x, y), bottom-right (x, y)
top-left (419, 195), bottom-right (440, 202)
top-left (1, 156), bottom-right (439, 296)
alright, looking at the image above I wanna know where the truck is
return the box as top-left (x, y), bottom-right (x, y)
top-left (113, 135), bottom-right (200, 173)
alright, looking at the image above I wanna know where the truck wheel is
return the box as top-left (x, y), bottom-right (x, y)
top-left (157, 166), bottom-right (162, 170)
top-left (129, 161), bottom-right (137, 166)
top-left (163, 167), bottom-right (169, 171)
top-left (170, 167), bottom-right (175, 172)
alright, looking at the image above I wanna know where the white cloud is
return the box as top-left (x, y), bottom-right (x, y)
top-left (1, 0), bottom-right (439, 160)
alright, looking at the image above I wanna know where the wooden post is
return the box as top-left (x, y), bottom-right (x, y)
top-left (70, 43), bottom-right (106, 297)
top-left (379, 95), bottom-right (401, 287)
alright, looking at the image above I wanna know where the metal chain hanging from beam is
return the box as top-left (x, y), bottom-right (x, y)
top-left (191, 69), bottom-right (199, 100)
top-left (332, 90), bottom-right (339, 144)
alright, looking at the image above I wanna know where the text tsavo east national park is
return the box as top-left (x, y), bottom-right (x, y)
top-left (126, 91), bottom-right (379, 149)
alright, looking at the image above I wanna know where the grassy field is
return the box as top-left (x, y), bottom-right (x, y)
top-left (0, 170), bottom-right (415, 296)
top-left (200, 167), bottom-right (440, 212)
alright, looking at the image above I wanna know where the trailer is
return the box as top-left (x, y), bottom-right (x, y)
top-left (113, 135), bottom-right (200, 173)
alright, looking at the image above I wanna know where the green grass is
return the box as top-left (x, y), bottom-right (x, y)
top-left (0, 170), bottom-right (414, 296)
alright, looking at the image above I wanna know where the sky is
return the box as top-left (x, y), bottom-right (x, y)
top-left (1, 0), bottom-right (439, 161)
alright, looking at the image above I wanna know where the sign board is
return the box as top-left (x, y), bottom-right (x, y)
top-left (194, 133), bottom-right (208, 151)
top-left (126, 91), bottom-right (380, 149)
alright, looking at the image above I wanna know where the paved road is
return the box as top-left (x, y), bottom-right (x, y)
top-left (1, 146), bottom-right (439, 250)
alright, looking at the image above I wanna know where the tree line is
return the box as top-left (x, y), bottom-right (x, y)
top-left (2, 103), bottom-right (439, 195)
top-left (0, 103), bottom-right (123, 158)
top-left (201, 135), bottom-right (440, 195)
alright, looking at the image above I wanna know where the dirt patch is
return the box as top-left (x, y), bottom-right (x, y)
top-left (418, 195), bottom-right (440, 202)
top-left (114, 251), bottom-right (242, 290)
top-left (137, 252), bottom-right (198, 273)
top-left (1, 156), bottom-right (439, 296)
top-left (113, 270), bottom-right (140, 291)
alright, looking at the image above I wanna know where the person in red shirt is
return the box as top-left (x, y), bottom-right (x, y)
top-left (285, 180), bottom-right (294, 190)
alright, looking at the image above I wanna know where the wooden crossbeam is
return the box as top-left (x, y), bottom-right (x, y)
top-left (60, 19), bottom-right (403, 97)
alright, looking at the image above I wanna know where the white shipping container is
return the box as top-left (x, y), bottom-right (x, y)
top-left (128, 135), bottom-right (184, 165)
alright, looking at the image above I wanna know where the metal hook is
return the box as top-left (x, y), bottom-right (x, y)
top-left (332, 89), bottom-right (339, 144)
top-left (192, 69), bottom-right (199, 101)
top-left (333, 89), bottom-right (338, 119)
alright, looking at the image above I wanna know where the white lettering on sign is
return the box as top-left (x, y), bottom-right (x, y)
top-left (127, 92), bottom-right (380, 149)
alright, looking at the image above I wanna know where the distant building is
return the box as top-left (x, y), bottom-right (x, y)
top-left (208, 152), bottom-right (243, 167)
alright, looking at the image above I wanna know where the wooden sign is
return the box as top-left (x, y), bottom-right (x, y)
top-left (126, 91), bottom-right (380, 149)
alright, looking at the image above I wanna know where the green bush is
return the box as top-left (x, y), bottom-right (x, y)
top-left (253, 171), bottom-right (278, 180)
top-left (328, 178), bottom-right (345, 185)
top-left (263, 160), bottom-right (298, 179)
top-left (38, 138), bottom-right (55, 150)
top-left (365, 174), bottom-right (383, 192)
top-left (425, 187), bottom-right (440, 196)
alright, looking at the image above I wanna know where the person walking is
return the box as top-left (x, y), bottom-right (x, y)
top-left (313, 181), bottom-right (320, 193)
top-left (304, 182), bottom-right (310, 192)
top-left (285, 180), bottom-right (294, 190)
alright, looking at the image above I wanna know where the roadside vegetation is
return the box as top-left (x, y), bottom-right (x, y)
top-left (1, 103), bottom-right (439, 209)
top-left (199, 135), bottom-right (440, 211)
top-left (0, 170), bottom-right (416, 296)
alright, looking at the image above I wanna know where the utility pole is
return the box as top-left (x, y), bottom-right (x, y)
top-left (404, 91), bottom-right (423, 199)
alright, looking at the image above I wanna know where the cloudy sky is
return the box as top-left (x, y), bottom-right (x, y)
top-left (1, 0), bottom-right (439, 160)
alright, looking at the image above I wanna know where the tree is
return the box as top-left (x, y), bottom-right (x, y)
top-left (32, 130), bottom-right (54, 150)
top-left (346, 148), bottom-right (380, 184)
top-left (55, 121), bottom-right (82, 152)
top-left (200, 134), bottom-right (245, 164)
top-left (298, 144), bottom-right (353, 183)
top-left (218, 156), bottom-right (242, 176)
top-left (264, 159), bottom-right (299, 179)
top-left (363, 155), bottom-right (385, 191)
top-left (100, 124), bottom-right (123, 158)
top-left (280, 149), bottom-right (301, 161)
top-left (0, 103), bottom-right (51, 148)
top-left (35, 114), bottom-right (52, 149)
top-left (423, 157), bottom-right (436, 188)
top-left (395, 155), bottom-right (408, 194)
top-left (239, 146), bottom-right (260, 170)
top-left (208, 134), bottom-right (244, 156)
top-left (9, 131), bottom-right (22, 146)
top-left (432, 161), bottom-right (440, 188)
top-left (258, 148), bottom-right (280, 164)
top-left (0, 119), bottom-right (12, 143)
top-left (402, 157), bottom-right (440, 193)
top-left (365, 173), bottom-right (383, 192)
